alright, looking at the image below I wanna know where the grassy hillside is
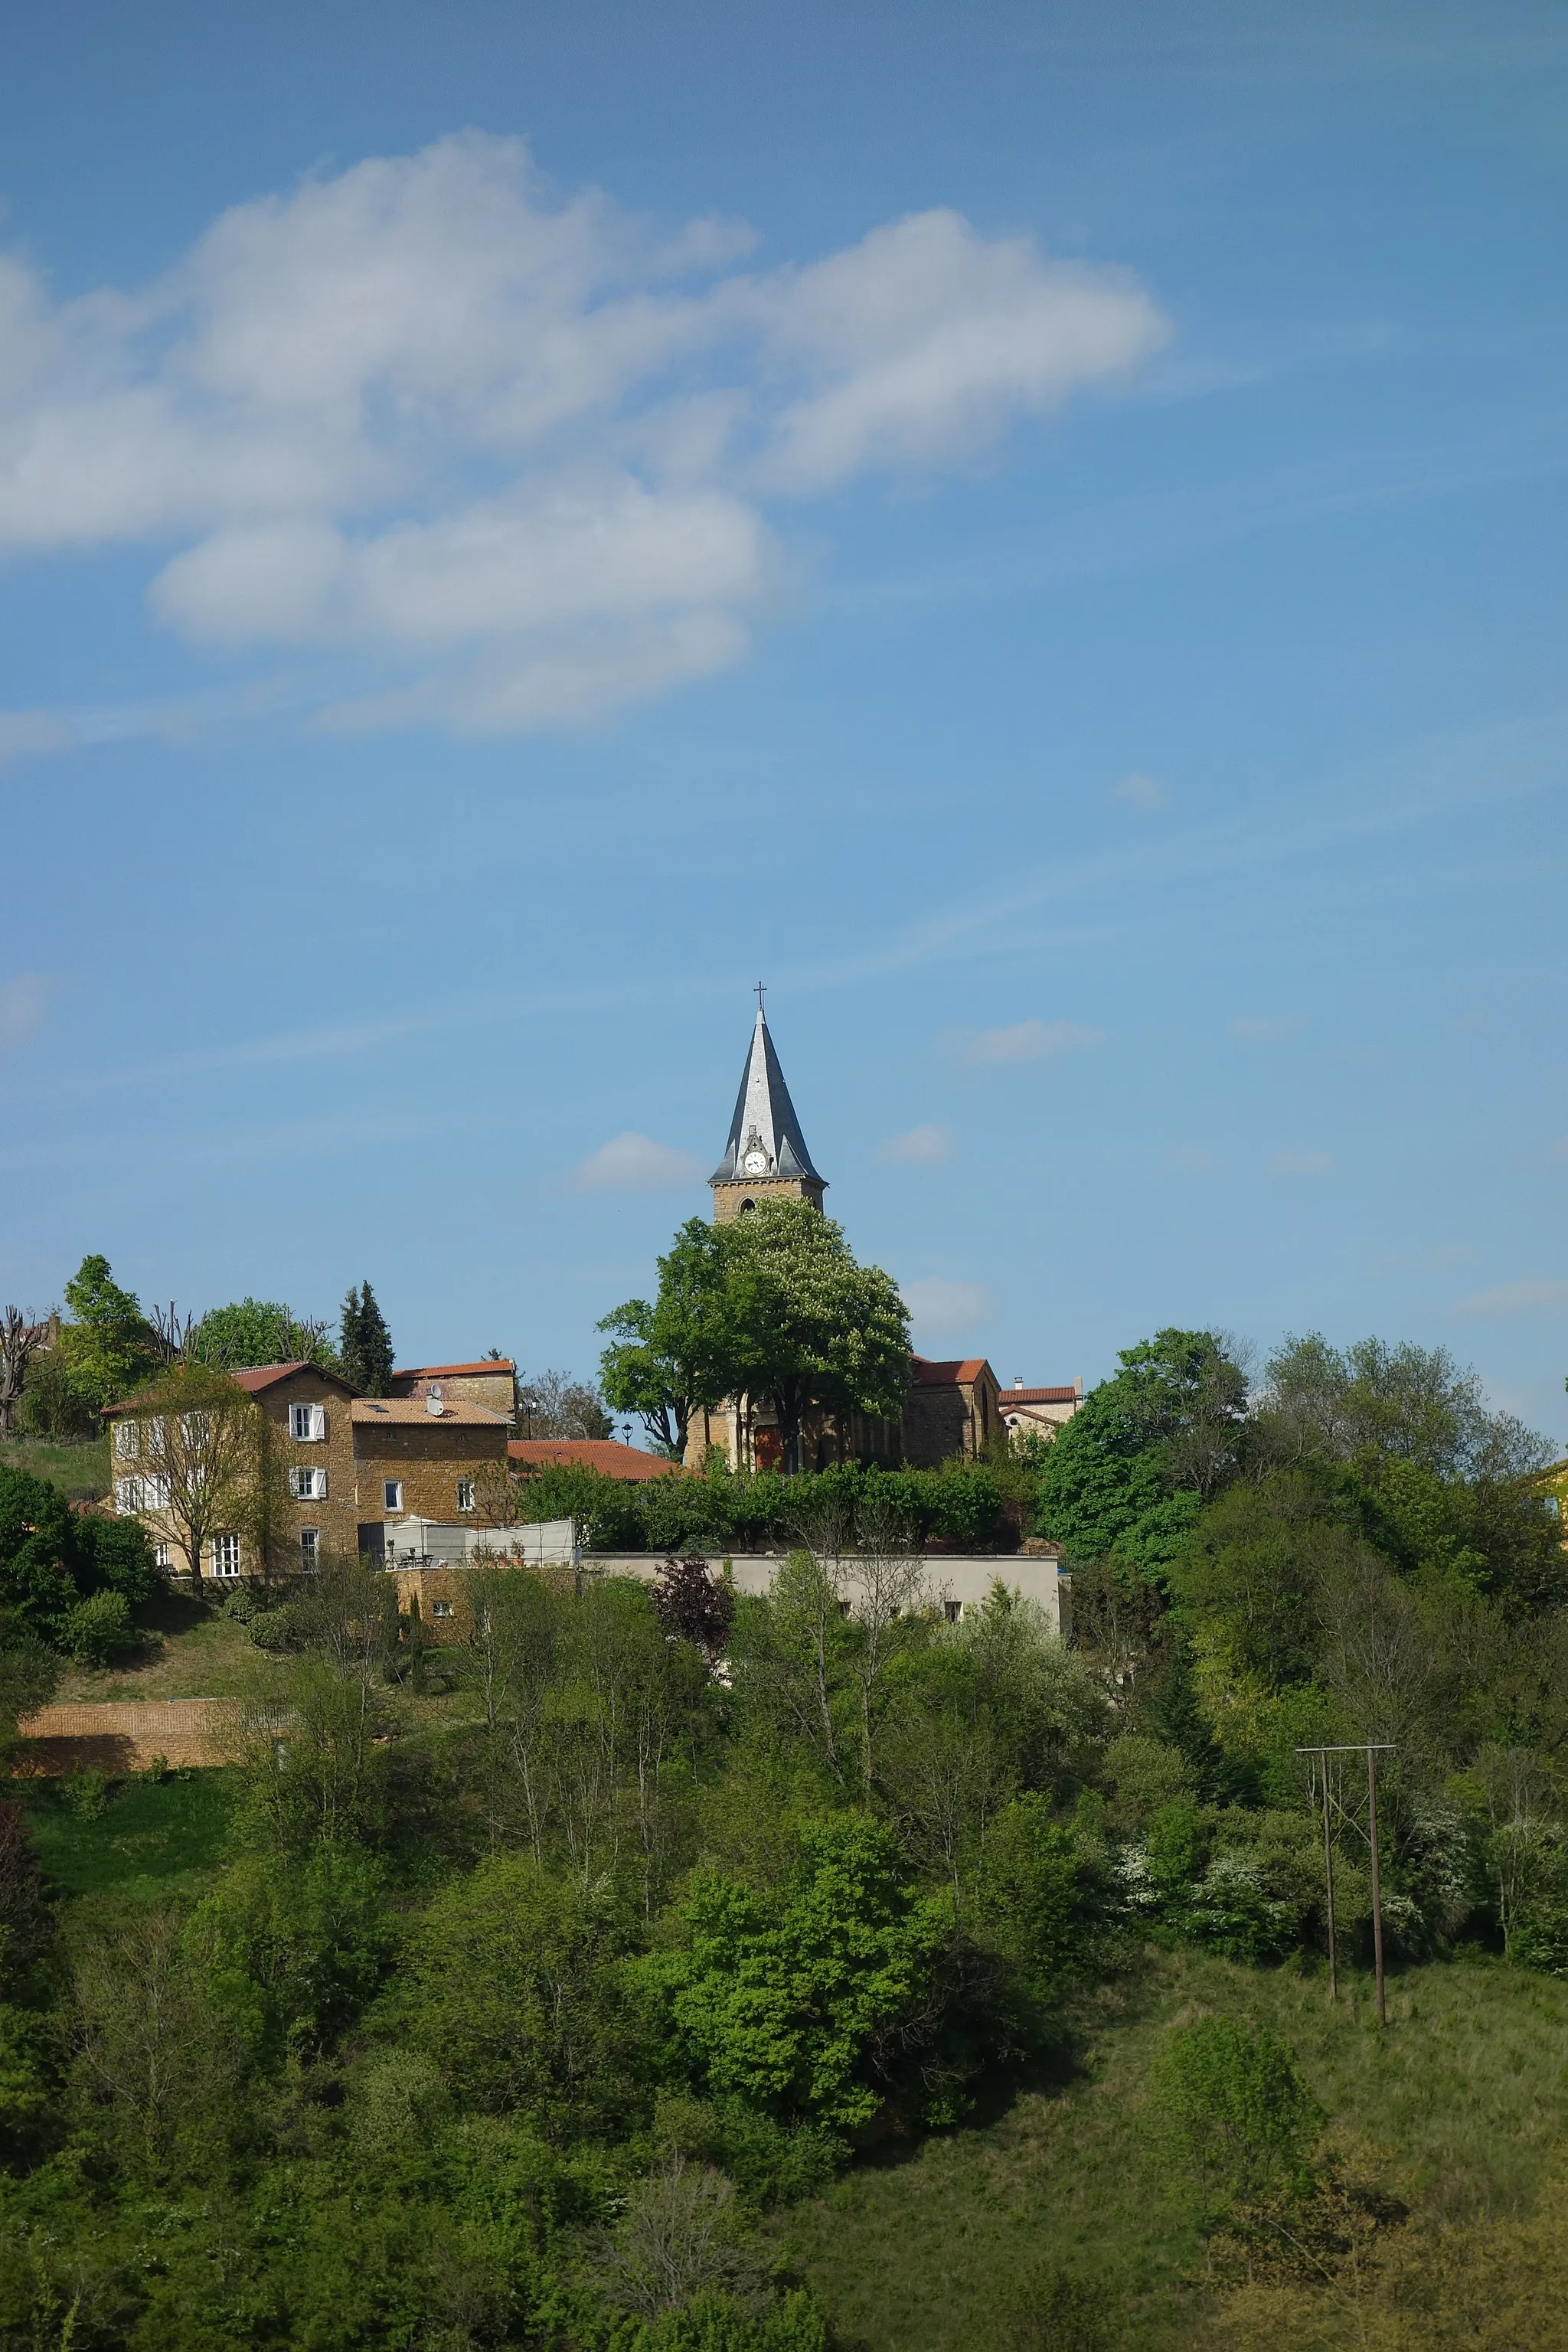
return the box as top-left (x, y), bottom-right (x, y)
top-left (778, 1947), bottom-right (1568, 2350)
top-left (0, 1431), bottom-right (109, 1501)
top-left (23, 1736), bottom-right (1568, 2349)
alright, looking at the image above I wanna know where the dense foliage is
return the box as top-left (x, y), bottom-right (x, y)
top-left (507, 1458), bottom-right (1018, 1556)
top-left (0, 1318), bottom-right (1563, 2348)
top-left (599, 1205), bottom-right (910, 1472)
top-left (0, 1465), bottom-right (155, 1664)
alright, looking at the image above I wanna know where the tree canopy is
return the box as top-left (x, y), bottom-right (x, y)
top-left (600, 1201), bottom-right (910, 1473)
top-left (191, 1298), bottom-right (338, 1373)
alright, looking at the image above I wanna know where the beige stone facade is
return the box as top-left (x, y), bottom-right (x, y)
top-left (901, 1357), bottom-right (1004, 1466)
top-left (351, 1396), bottom-right (511, 1556)
top-left (999, 1380), bottom-right (1083, 1445)
top-left (390, 1359), bottom-right (516, 1417)
top-left (710, 1172), bottom-right (824, 1223)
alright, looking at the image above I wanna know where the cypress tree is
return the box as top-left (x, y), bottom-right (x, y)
top-left (355, 1282), bottom-right (395, 1397)
top-left (338, 1285), bottom-right (366, 1391)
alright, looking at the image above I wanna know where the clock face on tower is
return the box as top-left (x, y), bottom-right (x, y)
top-left (742, 1148), bottom-right (769, 1174)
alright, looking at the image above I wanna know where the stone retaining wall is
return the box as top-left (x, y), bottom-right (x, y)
top-left (12, 1698), bottom-right (247, 1775)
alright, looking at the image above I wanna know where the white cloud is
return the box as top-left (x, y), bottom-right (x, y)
top-left (1229, 1014), bottom-right (1308, 1040)
top-left (1109, 769), bottom-right (1168, 810)
top-left (0, 710), bottom-right (76, 769)
top-left (0, 974), bottom-right (47, 1052)
top-left (1456, 1278), bottom-right (1568, 1318)
top-left (954, 1018), bottom-right (1106, 1065)
top-left (0, 136), bottom-right (1167, 742)
top-left (902, 1277), bottom-right (992, 1339)
top-left (574, 1131), bottom-right (704, 1191)
top-left (1268, 1149), bottom-right (1334, 1175)
top-left (878, 1123), bottom-right (954, 1164)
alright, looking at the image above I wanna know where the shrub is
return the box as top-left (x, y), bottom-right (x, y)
top-left (247, 1606), bottom-right (300, 1651)
top-left (61, 1589), bottom-right (136, 1667)
top-left (1151, 2016), bottom-right (1322, 2212)
top-left (57, 1768), bottom-right (112, 1820)
top-left (221, 1586), bottom-right (261, 1624)
top-left (74, 1512), bottom-right (158, 1602)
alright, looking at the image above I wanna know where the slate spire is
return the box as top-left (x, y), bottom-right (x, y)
top-left (710, 1003), bottom-right (825, 1189)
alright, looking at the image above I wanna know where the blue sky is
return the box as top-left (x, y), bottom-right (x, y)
top-left (1, 0), bottom-right (1565, 1440)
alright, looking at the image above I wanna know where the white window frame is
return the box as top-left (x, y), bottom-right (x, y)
top-left (289, 1467), bottom-right (328, 1501)
top-left (289, 1402), bottom-right (328, 1442)
top-left (456, 1477), bottom-right (475, 1514)
top-left (113, 1419), bottom-right (140, 1460)
top-left (209, 1532), bottom-right (241, 1578)
top-left (154, 1540), bottom-right (172, 1570)
top-left (432, 1599), bottom-right (454, 1619)
top-left (383, 1479), bottom-right (403, 1511)
top-left (299, 1527), bottom-right (321, 1569)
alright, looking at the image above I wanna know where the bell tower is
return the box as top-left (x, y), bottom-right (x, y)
top-left (710, 990), bottom-right (826, 1223)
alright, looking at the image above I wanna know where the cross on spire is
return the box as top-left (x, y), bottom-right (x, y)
top-left (755, 980), bottom-right (766, 1014)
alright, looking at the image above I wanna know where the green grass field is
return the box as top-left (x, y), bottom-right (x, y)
top-left (18, 1768), bottom-right (238, 1899)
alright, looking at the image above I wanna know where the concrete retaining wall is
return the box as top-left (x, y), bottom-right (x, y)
top-left (582, 1552), bottom-right (1072, 1638)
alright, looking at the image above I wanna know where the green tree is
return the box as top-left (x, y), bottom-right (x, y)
top-left (340, 1281), bottom-right (394, 1396)
top-left (652, 1814), bottom-right (945, 2134)
top-left (1034, 1328), bottom-right (1250, 1576)
top-left (722, 1199), bottom-right (911, 1475)
top-left (55, 1254), bottom-right (157, 1418)
top-left (71, 1908), bottom-right (244, 2180)
top-left (1166, 1472), bottom-right (1355, 1690)
top-left (391, 1854), bottom-right (642, 2137)
top-left (191, 1296), bottom-right (338, 1371)
top-left (192, 1844), bottom-right (394, 2059)
top-left (599, 1220), bottom-right (737, 1460)
top-left (0, 1469), bottom-right (83, 1639)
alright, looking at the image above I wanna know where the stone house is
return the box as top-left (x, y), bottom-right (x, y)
top-left (106, 1361), bottom-right (511, 1579)
top-left (999, 1378), bottom-right (1083, 1445)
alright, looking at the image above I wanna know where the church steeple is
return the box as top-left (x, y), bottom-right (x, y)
top-left (710, 997), bottom-right (825, 1220)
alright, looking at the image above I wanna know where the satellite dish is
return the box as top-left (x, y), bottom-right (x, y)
top-left (426, 1384), bottom-right (445, 1416)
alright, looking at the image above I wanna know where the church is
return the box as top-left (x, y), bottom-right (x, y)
top-left (684, 1001), bottom-right (1074, 1473)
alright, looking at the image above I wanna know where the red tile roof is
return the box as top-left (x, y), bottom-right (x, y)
top-left (103, 1361), bottom-right (354, 1413)
top-left (233, 1361), bottom-right (358, 1396)
top-left (1004, 1387), bottom-right (1080, 1405)
top-left (508, 1439), bottom-right (683, 1482)
top-left (910, 1357), bottom-right (993, 1387)
top-left (394, 1361), bottom-right (515, 1379)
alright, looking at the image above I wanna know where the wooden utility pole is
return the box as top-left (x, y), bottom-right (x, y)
top-left (1319, 1761), bottom-right (1337, 2002)
top-left (1297, 1742), bottom-right (1396, 2022)
top-left (1367, 1743), bottom-right (1387, 2026)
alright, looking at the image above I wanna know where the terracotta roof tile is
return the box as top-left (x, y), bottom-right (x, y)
top-left (910, 1357), bottom-right (992, 1387)
top-left (1003, 1387), bottom-right (1080, 1405)
top-left (394, 1361), bottom-right (515, 1379)
top-left (508, 1439), bottom-right (682, 1482)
